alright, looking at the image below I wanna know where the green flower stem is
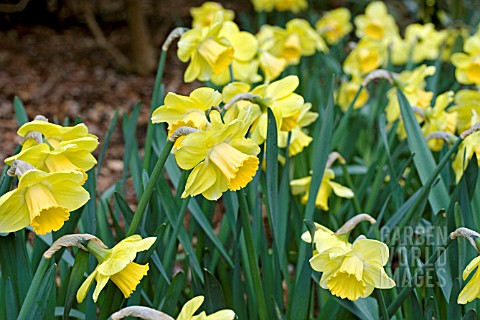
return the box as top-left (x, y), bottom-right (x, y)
top-left (340, 162), bottom-right (362, 213)
top-left (332, 85), bottom-right (364, 149)
top-left (237, 189), bottom-right (268, 320)
top-left (127, 139), bottom-right (174, 237)
top-left (387, 238), bottom-right (453, 317)
top-left (17, 257), bottom-right (52, 320)
top-left (143, 49), bottom-right (167, 171)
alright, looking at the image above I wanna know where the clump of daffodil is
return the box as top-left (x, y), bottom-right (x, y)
top-left (278, 102), bottom-right (318, 156)
top-left (451, 33), bottom-right (480, 85)
top-left (211, 21), bottom-right (261, 85)
top-left (343, 39), bottom-right (385, 78)
top-left (385, 64), bottom-right (436, 124)
top-left (452, 130), bottom-right (480, 182)
top-left (290, 164), bottom-right (354, 211)
top-left (451, 90), bottom-right (480, 133)
top-left (315, 8), bottom-right (352, 45)
top-left (404, 23), bottom-right (447, 63)
top-left (0, 161), bottom-right (89, 235)
top-left (190, 2), bottom-right (234, 29)
top-left (269, 19), bottom-right (327, 65)
top-left (151, 87), bottom-right (222, 136)
top-left (256, 25), bottom-right (288, 82)
top-left (77, 235), bottom-right (156, 303)
top-left (174, 109), bottom-right (260, 200)
top-left (177, 12), bottom-right (234, 83)
top-left (353, 1), bottom-right (398, 42)
top-left (336, 77), bottom-right (370, 112)
top-left (421, 91), bottom-right (457, 151)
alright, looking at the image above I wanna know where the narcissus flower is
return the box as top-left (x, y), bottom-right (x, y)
top-left (256, 25), bottom-right (288, 82)
top-left (385, 65), bottom-right (435, 124)
top-left (336, 78), bottom-right (370, 112)
top-left (458, 255), bottom-right (480, 304)
top-left (315, 8), bottom-right (352, 45)
top-left (421, 91), bottom-right (457, 151)
top-left (5, 139), bottom-right (98, 184)
top-left (175, 110), bottom-right (260, 200)
top-left (451, 34), bottom-right (480, 85)
top-left (211, 21), bottom-right (261, 85)
top-left (151, 87), bottom-right (222, 134)
top-left (176, 296), bottom-right (235, 320)
top-left (278, 102), bottom-right (318, 156)
top-left (0, 165), bottom-right (89, 234)
top-left (190, 2), bottom-right (234, 29)
top-left (310, 238), bottom-right (395, 300)
top-left (451, 90), bottom-right (480, 133)
top-left (404, 23), bottom-right (447, 63)
top-left (301, 223), bottom-right (351, 254)
top-left (452, 131), bottom-right (480, 182)
top-left (270, 19), bottom-right (327, 65)
top-left (290, 169), bottom-right (354, 211)
top-left (18, 119), bottom-right (98, 150)
top-left (77, 235), bottom-right (156, 303)
top-left (274, 0), bottom-right (307, 13)
top-left (343, 39), bottom-right (385, 77)
top-left (354, 1), bottom-right (398, 42)
top-left (177, 13), bottom-right (234, 83)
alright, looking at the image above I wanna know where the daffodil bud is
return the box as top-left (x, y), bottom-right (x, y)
top-left (450, 227), bottom-right (480, 253)
top-left (43, 234), bottom-right (106, 259)
top-left (335, 213), bottom-right (376, 236)
top-left (111, 306), bottom-right (173, 320)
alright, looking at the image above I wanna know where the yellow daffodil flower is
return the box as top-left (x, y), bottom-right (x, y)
top-left (177, 13), bottom-right (234, 83)
top-left (354, 1), bottom-right (398, 42)
top-left (268, 19), bottom-right (327, 66)
top-left (385, 65), bottom-right (436, 124)
top-left (336, 78), bottom-right (370, 112)
top-left (0, 167), bottom-right (89, 235)
top-left (389, 34), bottom-right (410, 66)
top-left (174, 110), bottom-right (260, 200)
top-left (190, 2), bottom-right (234, 29)
top-left (301, 222), bottom-right (351, 254)
top-left (77, 235), bottom-right (156, 303)
top-left (452, 131), bottom-right (480, 182)
top-left (290, 169), bottom-right (354, 211)
top-left (315, 8), bottom-right (352, 45)
top-left (251, 0), bottom-right (275, 12)
top-left (310, 238), bottom-right (395, 300)
top-left (451, 90), bottom-right (480, 133)
top-left (151, 87), bottom-right (222, 135)
top-left (458, 255), bottom-right (480, 304)
top-left (211, 21), bottom-right (261, 85)
top-left (343, 39), bottom-right (385, 78)
top-left (278, 102), bottom-right (318, 156)
top-left (256, 25), bottom-right (288, 82)
top-left (451, 34), bottom-right (480, 85)
top-left (421, 91), bottom-right (457, 151)
top-left (404, 23), bottom-right (447, 63)
top-left (176, 296), bottom-right (235, 320)
top-left (5, 138), bottom-right (98, 184)
top-left (274, 0), bottom-right (307, 13)
top-left (222, 82), bottom-right (262, 125)
top-left (18, 119), bottom-right (98, 150)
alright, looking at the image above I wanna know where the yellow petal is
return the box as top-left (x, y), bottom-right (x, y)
top-left (328, 181), bottom-right (354, 199)
top-left (0, 190), bottom-right (30, 233)
top-left (175, 131), bottom-right (213, 170)
top-left (326, 270), bottom-right (367, 301)
top-left (77, 270), bottom-right (97, 303)
top-left (458, 268), bottom-right (480, 304)
top-left (353, 239), bottom-right (390, 265)
top-left (462, 256), bottom-right (480, 280)
top-left (92, 273), bottom-right (110, 302)
top-left (266, 75), bottom-right (299, 100)
top-left (182, 161), bottom-right (217, 198)
top-left (177, 296), bottom-right (205, 320)
top-left (110, 262), bottom-right (149, 298)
